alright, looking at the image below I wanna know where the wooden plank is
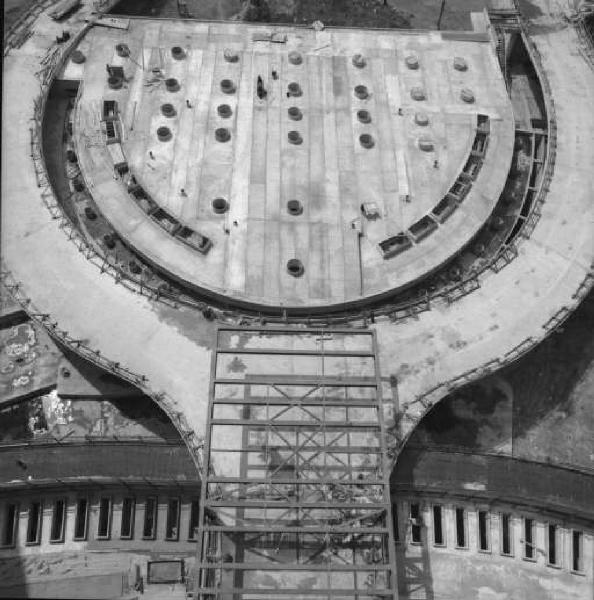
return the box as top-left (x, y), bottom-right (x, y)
top-left (262, 43), bottom-right (283, 302)
top-left (226, 49), bottom-right (256, 294)
top-left (305, 54), bottom-right (329, 300)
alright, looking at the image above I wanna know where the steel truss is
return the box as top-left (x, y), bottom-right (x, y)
top-left (196, 327), bottom-right (398, 600)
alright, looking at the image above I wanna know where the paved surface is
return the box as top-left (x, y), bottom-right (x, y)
top-left (73, 19), bottom-right (513, 307)
top-left (1, 1), bottom-right (593, 469)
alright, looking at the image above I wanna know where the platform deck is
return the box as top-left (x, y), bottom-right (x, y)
top-left (71, 19), bottom-right (514, 308)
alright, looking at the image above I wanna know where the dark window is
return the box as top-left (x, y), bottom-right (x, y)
top-left (26, 502), bottom-right (42, 545)
top-left (455, 507), bottom-right (466, 548)
top-left (548, 524), bottom-right (558, 566)
top-left (524, 518), bottom-right (534, 559)
top-left (393, 503), bottom-right (399, 542)
top-left (165, 498), bottom-right (180, 541)
top-left (97, 497), bottom-right (112, 539)
top-left (73, 498), bottom-right (88, 540)
top-left (478, 511), bottom-right (490, 551)
top-left (120, 498), bottom-right (135, 539)
top-left (50, 499), bottom-right (66, 543)
top-left (572, 530), bottom-right (583, 572)
top-left (501, 513), bottom-right (512, 555)
top-left (143, 497), bottom-right (157, 539)
top-left (2, 504), bottom-right (18, 547)
top-left (188, 499), bottom-right (199, 541)
top-left (432, 505), bottom-right (444, 546)
top-left (410, 503), bottom-right (421, 543)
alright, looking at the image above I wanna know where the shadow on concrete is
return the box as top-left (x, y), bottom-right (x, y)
top-left (391, 445), bottom-right (434, 599)
top-left (407, 289), bottom-right (594, 468)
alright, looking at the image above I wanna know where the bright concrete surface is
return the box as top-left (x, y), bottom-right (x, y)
top-left (394, 500), bottom-right (593, 599)
top-left (1, 4), bottom-right (215, 446)
top-left (72, 19), bottom-right (513, 307)
top-left (375, 6), bottom-right (594, 439)
top-left (1, 2), bottom-right (593, 462)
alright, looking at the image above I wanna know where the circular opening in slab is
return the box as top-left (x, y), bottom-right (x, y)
top-left (411, 86), bottom-right (426, 101)
top-left (288, 51), bottom-right (303, 65)
top-left (215, 128), bottom-right (231, 142)
top-left (165, 78), bottom-right (180, 92)
top-left (460, 88), bottom-right (475, 103)
top-left (359, 133), bottom-right (375, 149)
top-left (157, 126), bottom-right (172, 142)
top-left (354, 85), bottom-right (369, 99)
top-left (287, 259), bottom-right (304, 277)
top-left (224, 48), bottom-right (239, 63)
top-left (288, 106), bottom-right (303, 121)
top-left (161, 103), bottom-right (176, 117)
top-left (108, 76), bottom-right (123, 90)
top-left (453, 56), bottom-right (468, 71)
top-left (418, 136), bottom-right (434, 151)
top-left (171, 46), bottom-right (185, 59)
top-left (84, 206), bottom-right (97, 220)
top-left (217, 104), bottom-right (233, 118)
top-left (414, 111), bottom-right (429, 126)
top-left (405, 54), bottom-right (420, 69)
top-left (212, 197), bottom-right (229, 214)
top-left (352, 54), bottom-right (366, 68)
top-left (288, 130), bottom-right (303, 145)
top-left (66, 149), bottom-right (78, 163)
top-left (221, 79), bottom-right (236, 94)
top-left (357, 109), bottom-right (371, 124)
top-left (287, 82), bottom-right (302, 97)
top-left (71, 50), bottom-right (85, 64)
top-left (116, 43), bottom-right (130, 57)
top-left (287, 200), bottom-right (303, 215)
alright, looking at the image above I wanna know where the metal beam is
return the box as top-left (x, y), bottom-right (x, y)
top-left (216, 347), bottom-right (375, 357)
top-left (201, 526), bottom-right (389, 534)
top-left (214, 377), bottom-right (377, 387)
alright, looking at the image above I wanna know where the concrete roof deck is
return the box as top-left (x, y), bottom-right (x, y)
top-left (71, 18), bottom-right (514, 309)
top-left (2, 0), bottom-right (593, 472)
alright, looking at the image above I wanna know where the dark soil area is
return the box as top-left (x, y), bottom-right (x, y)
top-left (109, 0), bottom-right (490, 30)
top-left (277, 0), bottom-right (411, 28)
top-left (409, 289), bottom-right (594, 470)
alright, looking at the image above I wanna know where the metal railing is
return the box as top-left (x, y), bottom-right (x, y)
top-left (3, 0), bottom-right (55, 56)
top-left (0, 434), bottom-right (185, 448)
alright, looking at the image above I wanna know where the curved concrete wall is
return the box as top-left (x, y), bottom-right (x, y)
top-left (393, 495), bottom-right (593, 600)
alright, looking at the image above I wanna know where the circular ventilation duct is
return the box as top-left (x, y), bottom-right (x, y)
top-left (212, 198), bottom-right (229, 214)
top-left (157, 126), bottom-right (172, 142)
top-left (287, 259), bottom-right (304, 277)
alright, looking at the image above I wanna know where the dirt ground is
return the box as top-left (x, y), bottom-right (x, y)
top-left (411, 289), bottom-right (594, 470)
top-left (107, 0), bottom-right (489, 29)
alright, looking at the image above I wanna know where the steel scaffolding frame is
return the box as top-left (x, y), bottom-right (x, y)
top-left (196, 327), bottom-right (398, 599)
